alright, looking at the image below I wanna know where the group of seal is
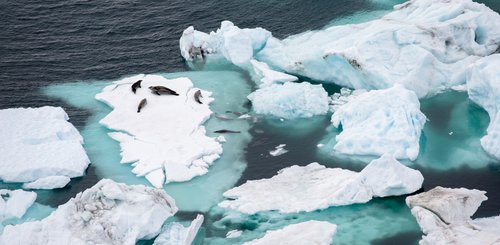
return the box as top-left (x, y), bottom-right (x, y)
top-left (130, 80), bottom-right (148, 113)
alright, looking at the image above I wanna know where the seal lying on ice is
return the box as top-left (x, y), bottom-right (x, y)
top-left (137, 98), bottom-right (147, 113)
top-left (131, 80), bottom-right (142, 94)
top-left (194, 90), bottom-right (203, 104)
top-left (214, 129), bottom-right (240, 134)
top-left (149, 86), bottom-right (179, 96)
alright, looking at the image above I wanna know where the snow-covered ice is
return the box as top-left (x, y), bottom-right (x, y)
top-left (0, 179), bottom-right (178, 245)
top-left (243, 221), bottom-right (337, 245)
top-left (219, 154), bottom-right (422, 214)
top-left (22, 176), bottom-right (71, 190)
top-left (0, 106), bottom-right (89, 185)
top-left (247, 82), bottom-right (329, 119)
top-left (330, 85), bottom-right (426, 161)
top-left (96, 74), bottom-right (223, 187)
top-left (153, 214), bottom-right (204, 245)
top-left (181, 0), bottom-right (500, 98)
top-left (269, 144), bottom-right (288, 157)
top-left (0, 189), bottom-right (36, 221)
top-left (248, 59), bottom-right (298, 88)
top-left (466, 54), bottom-right (500, 160)
top-left (406, 186), bottom-right (500, 245)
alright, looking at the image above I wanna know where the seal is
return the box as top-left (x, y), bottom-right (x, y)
top-left (194, 90), bottom-right (203, 104)
top-left (214, 129), bottom-right (241, 134)
top-left (149, 86), bottom-right (179, 96)
top-left (137, 98), bottom-right (147, 113)
top-left (131, 80), bottom-right (142, 94)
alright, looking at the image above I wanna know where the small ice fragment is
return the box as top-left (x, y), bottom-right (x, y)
top-left (317, 144), bottom-right (324, 148)
top-left (449, 132), bottom-right (453, 135)
top-left (226, 230), bottom-right (242, 238)
top-left (270, 144), bottom-right (288, 157)
top-left (217, 136), bottom-right (227, 143)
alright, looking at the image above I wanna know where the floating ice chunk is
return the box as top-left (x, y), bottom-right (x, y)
top-left (0, 106), bottom-right (90, 184)
top-left (330, 85), bottom-right (427, 161)
top-left (96, 75), bottom-right (223, 187)
top-left (269, 144), bottom-right (288, 157)
top-left (219, 155), bottom-right (422, 214)
top-left (255, 0), bottom-right (500, 98)
top-left (243, 221), bottom-right (337, 245)
top-left (248, 59), bottom-right (298, 88)
top-left (0, 179), bottom-right (177, 245)
top-left (153, 214), bottom-right (204, 245)
top-left (226, 230), bottom-right (242, 239)
top-left (180, 21), bottom-right (271, 64)
top-left (248, 82), bottom-right (329, 119)
top-left (0, 190), bottom-right (36, 221)
top-left (406, 186), bottom-right (500, 245)
top-left (466, 54), bottom-right (500, 160)
top-left (22, 176), bottom-right (71, 190)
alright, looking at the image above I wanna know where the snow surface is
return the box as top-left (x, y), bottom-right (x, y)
top-left (247, 82), bottom-right (329, 119)
top-left (330, 85), bottom-right (426, 161)
top-left (0, 189), bottom-right (36, 221)
top-left (96, 74), bottom-right (223, 187)
top-left (22, 176), bottom-right (71, 190)
top-left (243, 220), bottom-right (337, 245)
top-left (0, 107), bottom-right (90, 185)
top-left (406, 186), bottom-right (500, 245)
top-left (466, 54), bottom-right (500, 160)
top-left (153, 214), bottom-right (204, 245)
top-left (248, 59), bottom-right (298, 88)
top-left (1, 179), bottom-right (178, 245)
top-left (180, 0), bottom-right (500, 98)
top-left (219, 154), bottom-right (422, 214)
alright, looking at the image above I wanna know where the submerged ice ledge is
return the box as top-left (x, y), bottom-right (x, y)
top-left (96, 74), bottom-right (223, 187)
top-left (219, 154), bottom-right (423, 214)
top-left (0, 106), bottom-right (89, 188)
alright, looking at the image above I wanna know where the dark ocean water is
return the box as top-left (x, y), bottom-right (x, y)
top-left (1, 0), bottom-right (500, 244)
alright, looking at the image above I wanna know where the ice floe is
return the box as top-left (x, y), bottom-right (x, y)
top-left (22, 176), bottom-right (71, 190)
top-left (219, 154), bottom-right (422, 214)
top-left (243, 220), bottom-right (337, 245)
top-left (330, 85), bottom-right (426, 161)
top-left (248, 59), bottom-right (298, 88)
top-left (269, 144), bottom-right (288, 157)
top-left (0, 106), bottom-right (89, 186)
top-left (466, 54), bottom-right (500, 160)
top-left (181, 0), bottom-right (500, 98)
top-left (406, 186), bottom-right (500, 245)
top-left (0, 179), bottom-right (177, 244)
top-left (96, 74), bottom-right (223, 187)
top-left (247, 82), bottom-right (329, 119)
top-left (153, 214), bottom-right (204, 245)
top-left (0, 189), bottom-right (36, 221)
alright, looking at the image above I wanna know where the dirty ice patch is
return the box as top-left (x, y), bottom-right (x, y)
top-left (219, 154), bottom-right (422, 214)
top-left (96, 74), bottom-right (223, 187)
top-left (248, 82), bottom-right (329, 119)
top-left (0, 179), bottom-right (177, 245)
top-left (330, 85), bottom-right (426, 161)
top-left (0, 107), bottom-right (90, 186)
top-left (466, 54), bottom-right (500, 160)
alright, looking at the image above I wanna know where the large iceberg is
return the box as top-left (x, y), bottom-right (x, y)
top-left (0, 189), bottom-right (37, 222)
top-left (95, 74), bottom-right (223, 187)
top-left (0, 179), bottom-right (178, 245)
top-left (180, 0), bottom-right (500, 98)
top-left (466, 54), bottom-right (500, 160)
top-left (219, 154), bottom-right (423, 214)
top-left (247, 81), bottom-right (329, 119)
top-left (153, 214), bottom-right (204, 245)
top-left (243, 220), bottom-right (337, 245)
top-left (330, 85), bottom-right (427, 161)
top-left (0, 106), bottom-right (90, 187)
top-left (406, 186), bottom-right (500, 245)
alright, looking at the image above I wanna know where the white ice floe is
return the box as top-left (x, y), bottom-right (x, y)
top-left (330, 85), bottom-right (427, 161)
top-left (466, 54), bottom-right (500, 160)
top-left (243, 221), bottom-right (337, 245)
top-left (406, 186), bottom-right (500, 245)
top-left (0, 189), bottom-right (36, 221)
top-left (181, 0), bottom-right (500, 98)
top-left (96, 74), bottom-right (223, 187)
top-left (219, 154), bottom-right (422, 214)
top-left (269, 144), bottom-right (288, 157)
top-left (248, 59), bottom-right (298, 88)
top-left (247, 82), bottom-right (329, 119)
top-left (153, 214), bottom-right (204, 245)
top-left (22, 176), bottom-right (71, 190)
top-left (180, 21), bottom-right (271, 65)
top-left (0, 106), bottom-right (89, 186)
top-left (0, 179), bottom-right (177, 245)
